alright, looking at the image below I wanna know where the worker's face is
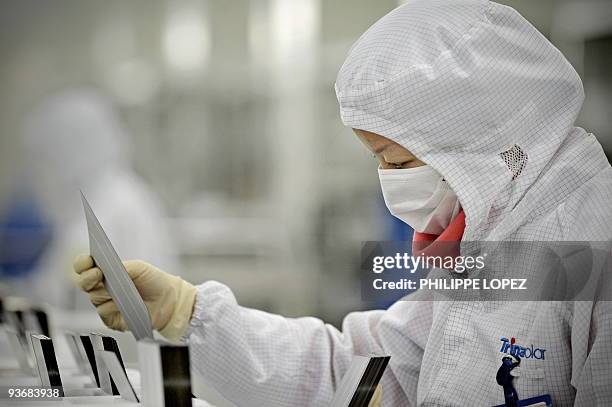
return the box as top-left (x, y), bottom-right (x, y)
top-left (353, 129), bottom-right (425, 169)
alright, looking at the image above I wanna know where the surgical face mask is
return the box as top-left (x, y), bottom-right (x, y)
top-left (378, 165), bottom-right (460, 234)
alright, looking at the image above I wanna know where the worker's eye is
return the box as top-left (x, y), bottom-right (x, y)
top-left (389, 160), bottom-right (412, 168)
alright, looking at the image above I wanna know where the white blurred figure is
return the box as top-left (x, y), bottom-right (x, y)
top-left (19, 88), bottom-right (179, 308)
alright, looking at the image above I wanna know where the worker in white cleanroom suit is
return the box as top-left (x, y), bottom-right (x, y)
top-left (73, 1), bottom-right (612, 405)
top-left (21, 89), bottom-right (179, 308)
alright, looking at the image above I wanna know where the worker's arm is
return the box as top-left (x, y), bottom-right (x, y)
top-left (572, 300), bottom-right (612, 405)
top-left (183, 281), bottom-right (430, 406)
top-left (73, 256), bottom-right (429, 406)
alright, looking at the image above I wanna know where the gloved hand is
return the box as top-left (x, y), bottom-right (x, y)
top-left (368, 385), bottom-right (382, 407)
top-left (72, 255), bottom-right (197, 341)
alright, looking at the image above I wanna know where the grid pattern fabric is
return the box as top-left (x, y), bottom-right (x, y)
top-left (181, 1), bottom-right (612, 405)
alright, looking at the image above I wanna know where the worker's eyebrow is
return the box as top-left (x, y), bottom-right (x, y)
top-left (373, 142), bottom-right (414, 159)
top-left (373, 143), bottom-right (393, 155)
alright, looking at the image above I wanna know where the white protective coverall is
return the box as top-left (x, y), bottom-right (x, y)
top-left (20, 89), bottom-right (179, 308)
top-left (184, 1), bottom-right (612, 405)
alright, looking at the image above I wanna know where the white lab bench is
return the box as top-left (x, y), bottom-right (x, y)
top-left (0, 366), bottom-right (214, 406)
top-left (0, 315), bottom-right (219, 407)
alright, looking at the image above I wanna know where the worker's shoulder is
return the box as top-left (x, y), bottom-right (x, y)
top-left (560, 166), bottom-right (612, 240)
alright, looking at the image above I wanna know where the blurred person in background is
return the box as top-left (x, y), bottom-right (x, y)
top-left (72, 1), bottom-right (612, 406)
top-left (18, 88), bottom-right (179, 309)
